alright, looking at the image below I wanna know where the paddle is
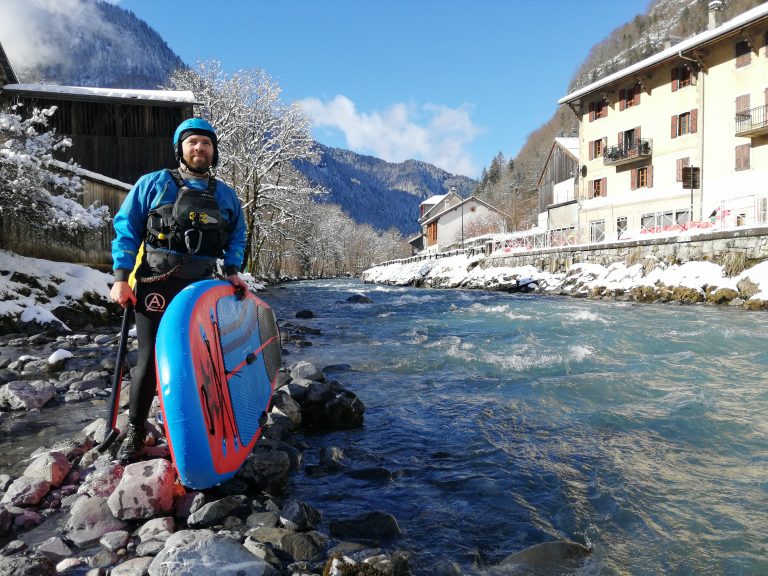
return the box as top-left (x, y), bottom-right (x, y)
top-left (97, 303), bottom-right (133, 452)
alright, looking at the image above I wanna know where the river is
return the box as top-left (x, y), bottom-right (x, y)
top-left (264, 278), bottom-right (768, 575)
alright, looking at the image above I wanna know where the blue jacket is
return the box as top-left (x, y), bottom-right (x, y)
top-left (112, 169), bottom-right (246, 278)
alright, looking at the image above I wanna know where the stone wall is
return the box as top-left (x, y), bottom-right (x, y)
top-left (484, 227), bottom-right (768, 274)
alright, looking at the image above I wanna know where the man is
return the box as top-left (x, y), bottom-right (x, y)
top-left (110, 117), bottom-right (247, 462)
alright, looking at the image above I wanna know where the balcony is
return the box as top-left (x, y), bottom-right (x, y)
top-left (735, 104), bottom-right (768, 137)
top-left (603, 138), bottom-right (653, 167)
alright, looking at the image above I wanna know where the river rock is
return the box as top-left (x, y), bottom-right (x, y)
top-left (65, 495), bottom-right (129, 547)
top-left (110, 556), bottom-right (153, 576)
top-left (0, 553), bottom-right (56, 576)
top-left (295, 309), bottom-right (315, 319)
top-left (330, 511), bottom-right (401, 541)
top-left (491, 540), bottom-right (592, 573)
top-left (0, 380), bottom-right (56, 410)
top-left (0, 507), bottom-right (12, 534)
top-left (279, 499), bottom-right (321, 532)
top-left (235, 446), bottom-right (291, 495)
top-left (246, 510), bottom-right (279, 529)
top-left (79, 461), bottom-right (124, 497)
top-left (278, 530), bottom-right (328, 561)
top-left (137, 516), bottom-right (175, 543)
top-left (345, 294), bottom-right (373, 304)
top-left (107, 459), bottom-right (176, 521)
top-left (187, 495), bottom-right (248, 528)
top-left (289, 361), bottom-right (325, 382)
top-left (1, 476), bottom-right (51, 506)
top-left (174, 491), bottom-right (204, 519)
top-left (148, 530), bottom-right (275, 576)
top-left (36, 536), bottom-right (73, 563)
top-left (270, 390), bottom-right (302, 427)
top-left (12, 508), bottom-right (44, 530)
top-left (100, 529), bottom-right (131, 551)
top-left (23, 451), bottom-right (71, 487)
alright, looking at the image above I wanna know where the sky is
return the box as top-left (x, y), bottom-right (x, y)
top-left (1, 0), bottom-right (648, 179)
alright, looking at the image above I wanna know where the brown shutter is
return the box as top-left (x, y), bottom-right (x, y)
top-left (744, 145), bottom-right (750, 170)
top-left (619, 89), bottom-right (626, 111)
top-left (676, 159), bottom-right (683, 182)
top-left (589, 141), bottom-right (594, 161)
top-left (765, 87), bottom-right (768, 105)
top-left (635, 126), bottom-right (641, 142)
top-left (690, 108), bottom-right (698, 133)
top-left (618, 132), bottom-right (623, 147)
top-left (671, 115), bottom-right (678, 139)
top-left (671, 67), bottom-right (679, 91)
top-left (634, 84), bottom-right (641, 106)
top-left (589, 102), bottom-right (595, 122)
top-left (631, 168), bottom-right (638, 190)
top-left (648, 165), bottom-right (654, 188)
top-left (588, 181), bottom-right (594, 199)
top-left (736, 94), bottom-right (750, 112)
top-left (602, 178), bottom-right (607, 197)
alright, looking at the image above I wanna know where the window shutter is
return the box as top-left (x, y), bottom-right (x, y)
top-left (744, 145), bottom-right (751, 170)
top-left (589, 141), bottom-right (594, 161)
top-left (618, 132), bottom-right (623, 147)
top-left (588, 181), bottom-right (594, 199)
top-left (635, 126), bottom-right (641, 142)
top-left (631, 168), bottom-right (638, 190)
top-left (690, 108), bottom-right (698, 133)
top-left (736, 94), bottom-right (750, 112)
top-left (602, 178), bottom-right (607, 197)
top-left (671, 67), bottom-right (679, 92)
top-left (589, 102), bottom-right (595, 122)
top-left (671, 115), bottom-right (678, 139)
top-left (619, 89), bottom-right (626, 111)
top-left (765, 87), bottom-right (768, 105)
top-left (634, 84), bottom-right (641, 106)
top-left (676, 158), bottom-right (683, 182)
top-left (648, 165), bottom-right (654, 188)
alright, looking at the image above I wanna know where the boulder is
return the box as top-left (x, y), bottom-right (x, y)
top-left (36, 536), bottom-right (73, 563)
top-left (0, 554), bottom-right (56, 576)
top-left (330, 511), bottom-right (401, 541)
top-left (148, 530), bottom-right (275, 576)
top-left (23, 451), bottom-right (71, 487)
top-left (187, 495), bottom-right (248, 528)
top-left (1, 477), bottom-right (51, 507)
top-left (65, 495), bottom-right (129, 548)
top-left (107, 459), bottom-right (176, 521)
top-left (289, 361), bottom-right (325, 382)
top-left (0, 380), bottom-right (56, 410)
top-left (110, 556), bottom-right (154, 576)
top-left (279, 499), bottom-right (321, 531)
top-left (235, 446), bottom-right (291, 495)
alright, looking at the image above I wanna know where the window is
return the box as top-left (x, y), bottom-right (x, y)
top-left (671, 109), bottom-right (698, 138)
top-left (616, 217), bottom-right (628, 239)
top-left (589, 220), bottom-right (605, 243)
top-left (735, 143), bottom-right (751, 171)
top-left (590, 138), bottom-right (604, 159)
top-left (427, 222), bottom-right (438, 245)
top-left (623, 128), bottom-right (636, 150)
top-left (631, 165), bottom-right (653, 190)
top-left (736, 40), bottom-right (751, 68)
top-left (589, 99), bottom-right (608, 122)
top-left (619, 84), bottom-right (641, 110)
top-left (676, 157), bottom-right (690, 182)
top-left (589, 178), bottom-right (607, 199)
top-left (671, 66), bottom-right (695, 91)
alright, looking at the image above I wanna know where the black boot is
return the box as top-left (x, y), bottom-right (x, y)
top-left (117, 423), bottom-right (145, 462)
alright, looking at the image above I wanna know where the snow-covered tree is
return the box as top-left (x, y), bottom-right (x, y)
top-left (166, 61), bottom-right (321, 274)
top-left (0, 104), bottom-right (109, 235)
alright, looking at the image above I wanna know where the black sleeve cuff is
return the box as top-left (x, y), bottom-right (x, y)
top-left (114, 269), bottom-right (131, 282)
top-left (224, 266), bottom-right (239, 277)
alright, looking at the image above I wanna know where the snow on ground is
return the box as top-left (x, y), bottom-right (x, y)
top-left (363, 252), bottom-right (768, 309)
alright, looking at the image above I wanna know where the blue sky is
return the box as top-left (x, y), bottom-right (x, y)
top-left (126, 2), bottom-right (643, 177)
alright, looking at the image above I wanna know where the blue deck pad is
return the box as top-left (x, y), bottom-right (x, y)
top-left (216, 295), bottom-right (272, 443)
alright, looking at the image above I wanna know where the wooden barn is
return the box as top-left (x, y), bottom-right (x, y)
top-left (536, 137), bottom-right (580, 236)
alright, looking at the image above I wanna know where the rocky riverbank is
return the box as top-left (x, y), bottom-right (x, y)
top-left (0, 321), bottom-right (423, 576)
top-left (362, 252), bottom-right (768, 309)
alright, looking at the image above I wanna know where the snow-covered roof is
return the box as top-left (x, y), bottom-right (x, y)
top-left (51, 160), bottom-right (132, 191)
top-left (1, 83), bottom-right (198, 105)
top-left (420, 194), bottom-right (446, 206)
top-left (0, 41), bottom-right (17, 85)
top-left (554, 137), bottom-right (579, 157)
top-left (559, 2), bottom-right (768, 104)
top-left (422, 195), bottom-right (510, 226)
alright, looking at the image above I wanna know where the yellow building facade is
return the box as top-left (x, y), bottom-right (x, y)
top-left (559, 2), bottom-right (768, 243)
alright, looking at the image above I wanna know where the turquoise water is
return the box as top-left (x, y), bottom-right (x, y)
top-left (265, 278), bottom-right (768, 575)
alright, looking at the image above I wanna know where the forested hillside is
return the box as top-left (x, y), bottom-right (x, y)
top-left (474, 0), bottom-right (766, 230)
top-left (294, 144), bottom-right (476, 236)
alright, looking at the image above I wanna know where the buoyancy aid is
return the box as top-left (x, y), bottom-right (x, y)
top-left (142, 169), bottom-right (230, 279)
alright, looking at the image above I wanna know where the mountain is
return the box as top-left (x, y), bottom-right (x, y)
top-left (294, 144), bottom-right (477, 236)
top-left (12, 0), bottom-right (185, 88)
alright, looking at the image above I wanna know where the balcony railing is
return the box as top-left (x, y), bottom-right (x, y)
top-left (603, 138), bottom-right (653, 166)
top-left (735, 104), bottom-right (768, 137)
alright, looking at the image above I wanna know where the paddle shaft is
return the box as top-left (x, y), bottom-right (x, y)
top-left (97, 303), bottom-right (133, 452)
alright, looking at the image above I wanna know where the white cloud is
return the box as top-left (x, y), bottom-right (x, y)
top-left (299, 95), bottom-right (482, 177)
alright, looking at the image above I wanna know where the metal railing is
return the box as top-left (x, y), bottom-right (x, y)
top-left (603, 138), bottom-right (653, 166)
top-left (735, 104), bottom-right (768, 137)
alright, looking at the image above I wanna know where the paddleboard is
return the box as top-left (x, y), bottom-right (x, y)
top-left (155, 279), bottom-right (281, 488)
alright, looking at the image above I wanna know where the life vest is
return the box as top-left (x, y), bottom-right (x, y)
top-left (143, 169), bottom-right (230, 279)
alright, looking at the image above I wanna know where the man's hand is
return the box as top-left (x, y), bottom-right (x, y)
top-left (228, 274), bottom-right (249, 293)
top-left (110, 280), bottom-right (137, 308)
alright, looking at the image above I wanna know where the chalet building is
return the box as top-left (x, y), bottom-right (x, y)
top-left (0, 41), bottom-right (198, 266)
top-left (536, 137), bottom-right (580, 245)
top-left (558, 1), bottom-right (768, 243)
top-left (414, 189), bottom-right (509, 253)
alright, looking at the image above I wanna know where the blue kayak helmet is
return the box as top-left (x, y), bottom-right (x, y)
top-left (173, 118), bottom-right (219, 169)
